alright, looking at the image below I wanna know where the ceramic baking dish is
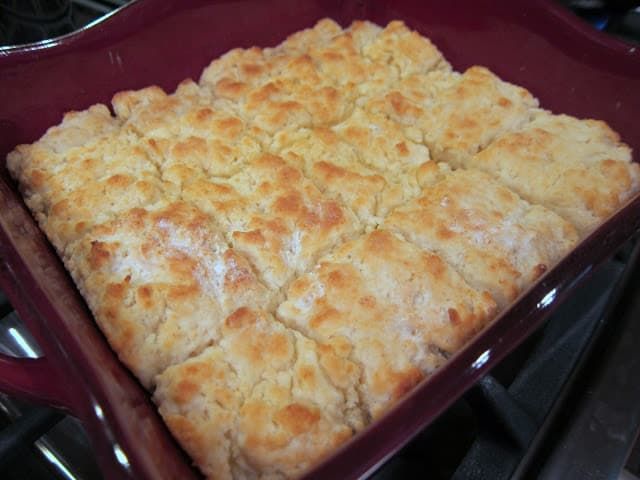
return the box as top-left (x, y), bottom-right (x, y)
top-left (0, 0), bottom-right (639, 478)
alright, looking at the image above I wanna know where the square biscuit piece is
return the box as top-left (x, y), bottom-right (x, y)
top-left (277, 230), bottom-right (496, 418)
top-left (274, 127), bottom-right (403, 225)
top-left (365, 66), bottom-right (539, 166)
top-left (272, 122), bottom-right (425, 226)
top-left (305, 21), bottom-right (389, 92)
top-left (7, 105), bottom-right (119, 179)
top-left (385, 166), bottom-right (579, 309)
top-left (333, 107), bottom-right (430, 177)
top-left (65, 202), bottom-right (275, 387)
top-left (307, 20), bottom-right (450, 97)
top-left (470, 110), bottom-right (640, 234)
top-left (112, 81), bottom-right (263, 179)
top-left (236, 56), bottom-right (359, 135)
top-left (200, 19), bottom-right (346, 97)
top-left (154, 308), bottom-right (364, 480)
top-left (181, 154), bottom-right (362, 293)
top-left (200, 31), bottom-right (358, 135)
top-left (358, 20), bottom-right (451, 78)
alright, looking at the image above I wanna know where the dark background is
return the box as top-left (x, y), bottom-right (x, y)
top-left (1, 0), bottom-right (640, 47)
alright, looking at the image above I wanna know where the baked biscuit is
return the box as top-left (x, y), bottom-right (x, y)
top-left (308, 20), bottom-right (450, 97)
top-left (241, 71), bottom-right (356, 134)
top-left (365, 67), bottom-right (539, 166)
top-left (155, 308), bottom-right (363, 480)
top-left (182, 154), bottom-right (362, 293)
top-left (201, 37), bottom-right (356, 135)
top-left (200, 19), bottom-right (450, 137)
top-left (65, 202), bottom-right (275, 387)
top-left (7, 104), bottom-right (119, 219)
top-left (385, 166), bottom-right (579, 308)
top-left (200, 19), bottom-right (345, 95)
top-left (307, 21), bottom-right (388, 91)
top-left (334, 107), bottom-right (429, 176)
top-left (8, 104), bottom-right (119, 171)
top-left (470, 110), bottom-right (640, 234)
top-left (200, 46), bottom-right (287, 101)
top-left (360, 20), bottom-right (450, 78)
top-left (280, 18), bottom-right (344, 52)
top-left (113, 80), bottom-right (262, 179)
top-left (278, 230), bottom-right (497, 417)
top-left (273, 126), bottom-right (417, 225)
top-left (271, 101), bottom-right (431, 227)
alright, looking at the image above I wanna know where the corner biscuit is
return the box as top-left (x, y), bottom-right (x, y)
top-left (6, 104), bottom-right (120, 216)
top-left (8, 104), bottom-right (119, 169)
top-left (8, 128), bottom-right (171, 253)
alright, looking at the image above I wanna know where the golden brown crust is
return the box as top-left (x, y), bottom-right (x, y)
top-left (385, 168), bottom-right (580, 308)
top-left (272, 124), bottom-right (421, 226)
top-left (470, 110), bottom-right (639, 233)
top-left (65, 202), bottom-right (276, 387)
top-left (278, 230), bottom-right (497, 418)
top-left (114, 80), bottom-right (263, 178)
top-left (364, 66), bottom-right (539, 166)
top-left (5, 108), bottom-right (159, 252)
top-left (181, 153), bottom-right (362, 293)
top-left (155, 309), bottom-right (363, 479)
top-left (201, 33), bottom-right (356, 135)
top-left (360, 20), bottom-right (450, 77)
top-left (333, 107), bottom-right (429, 176)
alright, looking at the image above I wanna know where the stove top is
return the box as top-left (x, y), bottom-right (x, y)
top-left (1, 1), bottom-right (640, 479)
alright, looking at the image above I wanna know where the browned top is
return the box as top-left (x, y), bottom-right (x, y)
top-left (278, 230), bottom-right (496, 418)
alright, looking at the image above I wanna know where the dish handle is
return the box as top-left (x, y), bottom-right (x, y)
top-left (0, 180), bottom-right (76, 412)
top-left (0, 354), bottom-right (73, 411)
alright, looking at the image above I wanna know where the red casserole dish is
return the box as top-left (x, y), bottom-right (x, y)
top-left (0, 0), bottom-right (639, 478)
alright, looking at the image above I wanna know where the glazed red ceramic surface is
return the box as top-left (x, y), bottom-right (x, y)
top-left (0, 1), bottom-right (638, 479)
